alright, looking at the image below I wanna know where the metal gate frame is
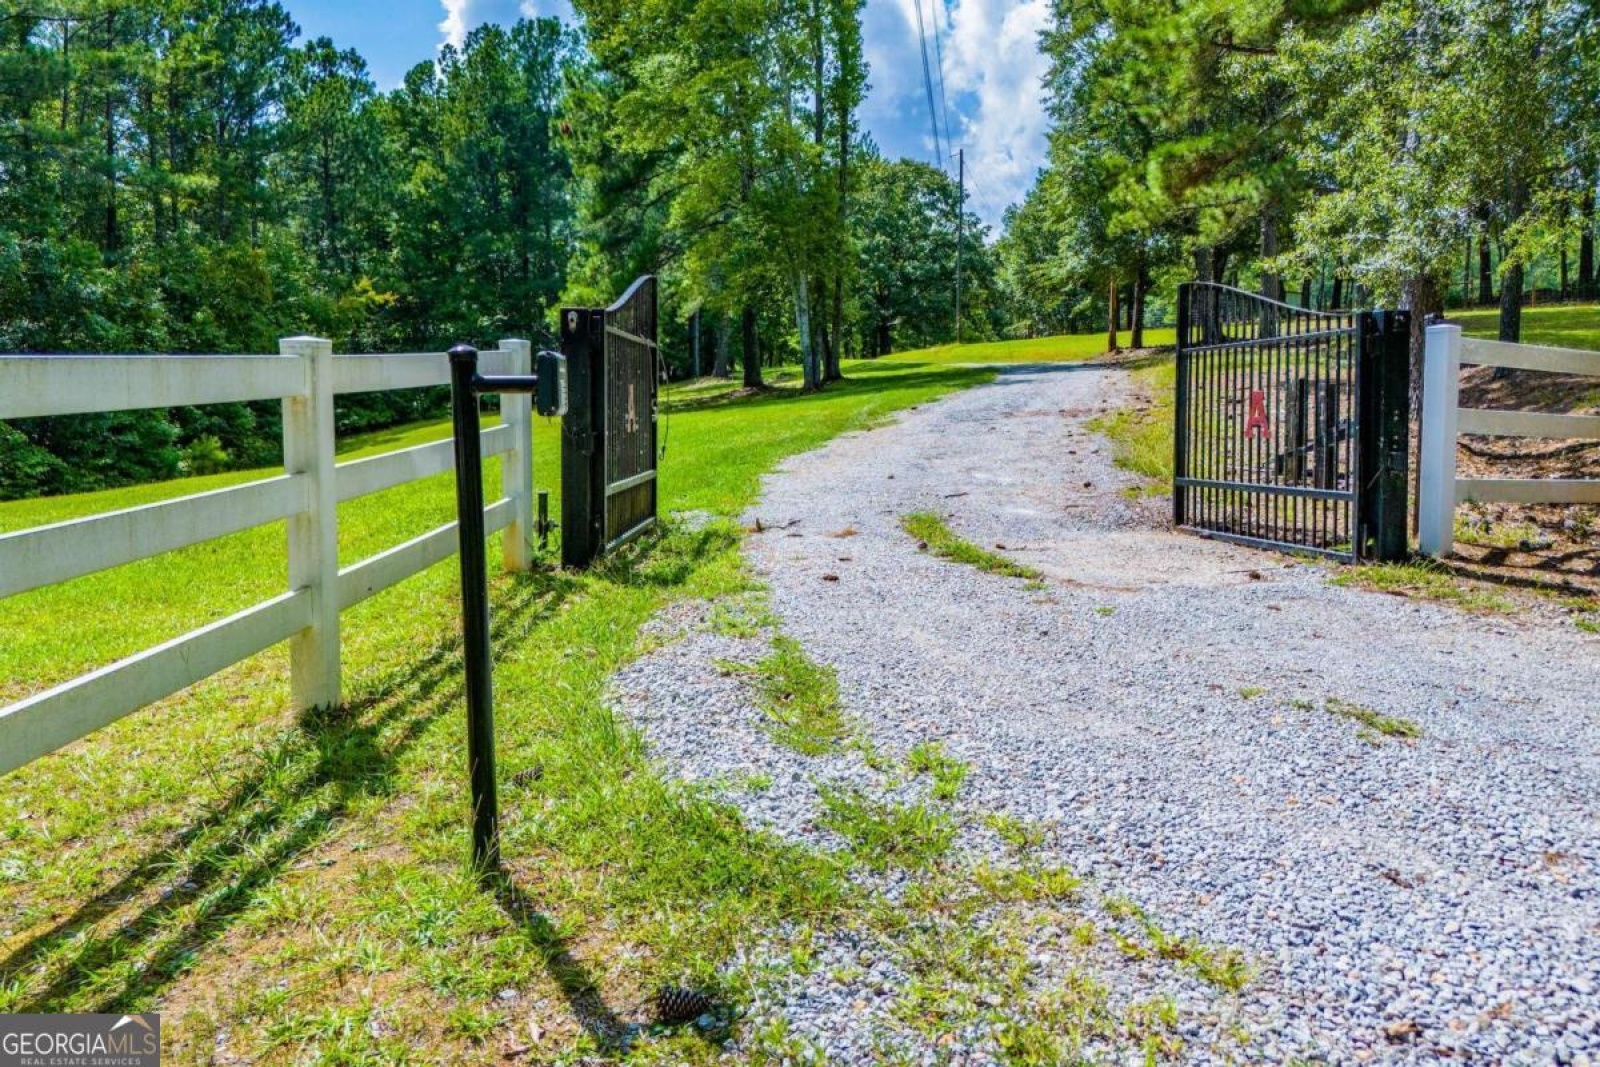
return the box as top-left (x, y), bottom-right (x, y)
top-left (1172, 282), bottom-right (1409, 562)
top-left (560, 275), bottom-right (660, 568)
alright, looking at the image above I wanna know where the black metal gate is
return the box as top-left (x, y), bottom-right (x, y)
top-left (561, 275), bottom-right (660, 568)
top-left (1173, 282), bottom-right (1410, 562)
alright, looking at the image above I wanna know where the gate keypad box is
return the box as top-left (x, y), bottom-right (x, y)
top-left (536, 350), bottom-right (568, 417)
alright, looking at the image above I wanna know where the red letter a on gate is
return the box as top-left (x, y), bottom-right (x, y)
top-left (1245, 390), bottom-right (1270, 439)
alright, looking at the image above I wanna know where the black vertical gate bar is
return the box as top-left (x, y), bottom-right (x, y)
top-left (448, 344), bottom-right (500, 873)
top-left (561, 308), bottom-right (605, 569)
top-left (1173, 283), bottom-right (1191, 528)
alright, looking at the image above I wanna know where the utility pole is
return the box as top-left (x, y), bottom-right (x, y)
top-left (691, 308), bottom-right (701, 379)
top-left (955, 147), bottom-right (964, 345)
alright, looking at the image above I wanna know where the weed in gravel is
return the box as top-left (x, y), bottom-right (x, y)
top-left (708, 596), bottom-right (777, 639)
top-left (906, 741), bottom-right (970, 801)
top-left (901, 512), bottom-right (1043, 580)
top-left (972, 863), bottom-right (1082, 904)
top-left (1101, 897), bottom-right (1253, 993)
top-left (1239, 686), bottom-right (1266, 700)
top-left (984, 811), bottom-right (1050, 854)
top-left (817, 785), bottom-right (956, 870)
top-left (739, 636), bottom-right (852, 755)
top-left (1332, 559), bottom-right (1514, 613)
top-left (1577, 616), bottom-right (1600, 634)
top-left (1324, 697), bottom-right (1422, 742)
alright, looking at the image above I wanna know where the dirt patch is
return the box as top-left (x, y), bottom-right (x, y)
top-left (1447, 366), bottom-right (1600, 599)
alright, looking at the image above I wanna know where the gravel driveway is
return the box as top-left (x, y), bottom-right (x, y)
top-left (614, 363), bottom-right (1600, 1064)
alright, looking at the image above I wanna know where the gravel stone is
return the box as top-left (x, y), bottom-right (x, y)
top-left (613, 364), bottom-right (1600, 1063)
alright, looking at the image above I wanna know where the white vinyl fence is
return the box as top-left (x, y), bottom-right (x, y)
top-left (1419, 323), bottom-right (1600, 557)
top-left (0, 338), bottom-right (539, 776)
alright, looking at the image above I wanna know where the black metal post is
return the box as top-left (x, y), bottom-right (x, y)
top-left (1173, 283), bottom-right (1190, 528)
top-left (448, 343), bottom-right (500, 873)
top-left (1357, 310), bottom-right (1412, 562)
top-left (560, 308), bottom-right (605, 569)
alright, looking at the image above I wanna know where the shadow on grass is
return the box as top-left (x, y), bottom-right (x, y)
top-left (0, 568), bottom-right (577, 1015)
top-left (1435, 550), bottom-right (1600, 595)
top-left (494, 878), bottom-right (633, 1051)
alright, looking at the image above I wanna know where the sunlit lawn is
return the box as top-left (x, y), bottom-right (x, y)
top-left (1456, 302), bottom-right (1600, 350)
top-left (0, 356), bottom-right (992, 1063)
top-left (885, 327), bottom-right (1177, 365)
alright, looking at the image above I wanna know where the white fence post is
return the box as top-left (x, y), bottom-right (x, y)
top-left (1418, 323), bottom-right (1462, 558)
top-left (499, 338), bottom-right (535, 571)
top-left (281, 336), bottom-right (341, 710)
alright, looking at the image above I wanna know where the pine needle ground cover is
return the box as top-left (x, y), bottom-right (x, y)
top-left (0, 356), bottom-right (992, 1063)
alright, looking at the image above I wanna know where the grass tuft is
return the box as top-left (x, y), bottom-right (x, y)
top-left (1324, 697), bottom-right (1422, 743)
top-left (905, 741), bottom-right (969, 802)
top-left (817, 786), bottom-right (956, 871)
top-left (1331, 559), bottom-right (1515, 613)
top-left (734, 636), bottom-right (852, 756)
top-left (901, 512), bottom-right (1041, 580)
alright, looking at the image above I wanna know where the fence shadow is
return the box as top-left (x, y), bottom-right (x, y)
top-left (0, 568), bottom-right (575, 1015)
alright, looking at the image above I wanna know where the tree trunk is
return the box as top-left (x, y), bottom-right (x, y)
top-left (1561, 248), bottom-right (1569, 302)
top-left (1131, 265), bottom-right (1147, 349)
top-left (1299, 277), bottom-right (1311, 308)
top-left (1478, 231), bottom-right (1494, 305)
top-left (741, 306), bottom-right (762, 388)
top-left (1499, 260), bottom-right (1524, 343)
top-left (1260, 206), bottom-right (1281, 338)
top-left (827, 280), bottom-right (844, 379)
top-left (1463, 237), bottom-right (1472, 305)
top-left (1581, 185), bottom-right (1596, 299)
top-left (1330, 275), bottom-right (1344, 310)
top-left (815, 276), bottom-right (833, 382)
top-left (876, 317), bottom-right (892, 357)
top-left (713, 315), bottom-right (731, 378)
top-left (793, 273), bottom-right (819, 391)
top-left (1106, 278), bottom-right (1119, 353)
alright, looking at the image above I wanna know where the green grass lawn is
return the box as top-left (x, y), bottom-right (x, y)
top-left (884, 327), bottom-right (1176, 366)
top-left (0, 356), bottom-right (993, 1063)
top-left (1455, 302), bottom-right (1600, 350)
top-left (1089, 356), bottom-right (1177, 492)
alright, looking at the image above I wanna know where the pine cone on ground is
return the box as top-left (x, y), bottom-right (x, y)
top-left (652, 985), bottom-right (713, 1025)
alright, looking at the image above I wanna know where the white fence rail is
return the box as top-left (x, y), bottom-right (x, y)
top-left (1419, 324), bottom-right (1600, 556)
top-left (0, 337), bottom-right (538, 776)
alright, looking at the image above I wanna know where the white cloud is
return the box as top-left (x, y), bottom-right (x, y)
top-left (863, 0), bottom-right (1051, 229)
top-left (438, 0), bottom-right (472, 48)
top-left (438, 0), bottom-right (569, 51)
top-left (520, 0), bottom-right (576, 21)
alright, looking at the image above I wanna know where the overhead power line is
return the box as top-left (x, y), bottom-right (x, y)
top-left (911, 0), bottom-right (945, 167)
top-left (928, 0), bottom-right (954, 157)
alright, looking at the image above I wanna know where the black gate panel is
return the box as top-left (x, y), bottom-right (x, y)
top-left (561, 276), bottom-right (659, 568)
top-left (603, 277), bottom-right (659, 549)
top-left (1174, 283), bottom-right (1407, 562)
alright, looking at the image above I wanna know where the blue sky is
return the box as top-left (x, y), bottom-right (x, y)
top-left (291, 0), bottom-right (1049, 230)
